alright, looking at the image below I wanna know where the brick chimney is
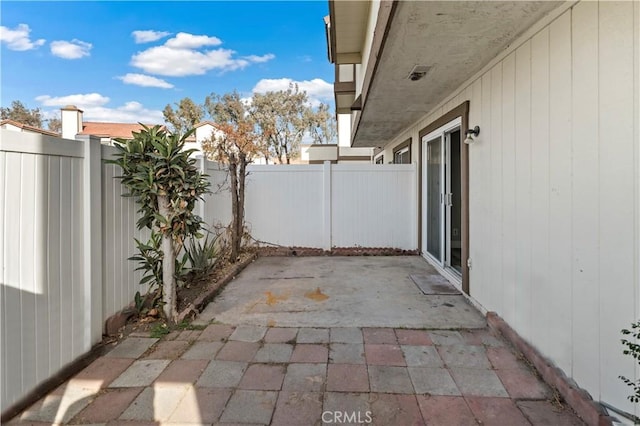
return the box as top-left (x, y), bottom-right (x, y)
top-left (61, 105), bottom-right (83, 139)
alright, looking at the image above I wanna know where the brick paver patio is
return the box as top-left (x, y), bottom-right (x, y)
top-left (9, 325), bottom-right (584, 425)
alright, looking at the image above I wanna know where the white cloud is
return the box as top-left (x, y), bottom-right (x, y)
top-left (244, 54), bottom-right (275, 63)
top-left (132, 46), bottom-right (245, 76)
top-left (252, 78), bottom-right (333, 107)
top-left (130, 32), bottom-right (274, 77)
top-left (0, 24), bottom-right (45, 51)
top-left (132, 30), bottom-right (171, 44)
top-left (36, 93), bottom-right (110, 108)
top-left (36, 92), bottom-right (163, 123)
top-left (164, 32), bottom-right (221, 49)
top-left (117, 73), bottom-right (174, 89)
top-left (50, 39), bottom-right (92, 59)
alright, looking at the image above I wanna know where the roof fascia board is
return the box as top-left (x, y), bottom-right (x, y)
top-left (351, 0), bottom-right (398, 146)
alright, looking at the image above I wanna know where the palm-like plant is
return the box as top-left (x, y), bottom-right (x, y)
top-left (107, 125), bottom-right (210, 321)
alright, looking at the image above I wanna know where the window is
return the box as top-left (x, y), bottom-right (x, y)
top-left (375, 154), bottom-right (384, 164)
top-left (393, 139), bottom-right (411, 164)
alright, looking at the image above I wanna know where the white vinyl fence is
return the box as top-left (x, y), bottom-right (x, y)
top-left (1, 131), bottom-right (102, 411)
top-left (0, 129), bottom-right (416, 412)
top-left (204, 162), bottom-right (417, 250)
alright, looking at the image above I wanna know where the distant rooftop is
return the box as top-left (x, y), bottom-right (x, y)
top-left (80, 122), bottom-right (162, 140)
top-left (0, 119), bottom-right (60, 137)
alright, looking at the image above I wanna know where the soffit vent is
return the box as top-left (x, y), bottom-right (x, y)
top-left (407, 65), bottom-right (432, 81)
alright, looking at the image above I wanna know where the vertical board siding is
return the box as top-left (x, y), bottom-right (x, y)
top-left (597, 1), bottom-right (636, 413)
top-left (19, 154), bottom-right (37, 396)
top-left (34, 155), bottom-right (50, 385)
top-left (376, 1), bottom-right (640, 415)
top-left (100, 146), bottom-right (149, 321)
top-left (571, 0), bottom-right (600, 396)
top-left (0, 151), bottom-right (6, 404)
top-left (489, 63), bottom-right (504, 316)
top-left (0, 142), bottom-right (85, 409)
top-left (371, 0), bottom-right (638, 413)
top-left (331, 164), bottom-right (416, 248)
top-left (47, 156), bottom-right (62, 392)
top-left (501, 52), bottom-right (517, 327)
top-left (203, 163), bottom-right (232, 230)
top-left (529, 26), bottom-right (552, 362)
top-left (547, 11), bottom-right (573, 374)
top-left (203, 162), bottom-right (417, 250)
top-left (244, 165), bottom-right (324, 247)
top-left (3, 151), bottom-right (23, 408)
top-left (514, 40), bottom-right (533, 340)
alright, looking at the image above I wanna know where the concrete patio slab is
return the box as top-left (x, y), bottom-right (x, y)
top-left (228, 325), bottom-right (267, 342)
top-left (449, 368), bottom-right (509, 397)
top-left (402, 345), bottom-right (444, 367)
top-left (254, 343), bottom-right (294, 363)
top-left (108, 360), bottom-right (170, 388)
top-left (296, 327), bottom-right (330, 343)
top-left (282, 363), bottom-right (326, 392)
top-left (180, 341), bottom-right (223, 360)
top-left (15, 385), bottom-right (97, 424)
top-left (167, 387), bottom-right (231, 424)
top-left (369, 393), bottom-right (424, 426)
top-left (437, 344), bottom-right (491, 368)
top-left (72, 387), bottom-right (143, 423)
top-left (329, 343), bottom-right (365, 364)
top-left (196, 360), bottom-right (247, 388)
top-left (104, 337), bottom-right (158, 359)
top-left (410, 273), bottom-right (462, 294)
top-left (219, 390), bottom-right (278, 424)
top-left (119, 386), bottom-right (187, 421)
top-left (330, 327), bottom-right (363, 344)
top-left (416, 395), bottom-right (477, 426)
top-left (194, 256), bottom-right (486, 328)
top-left (8, 256), bottom-right (586, 426)
top-left (272, 391), bottom-right (323, 426)
top-left (408, 367), bottom-right (460, 396)
top-left (368, 365), bottom-right (414, 394)
top-left (264, 327), bottom-right (298, 343)
top-left (327, 364), bottom-right (369, 392)
top-left (322, 392), bottom-right (372, 419)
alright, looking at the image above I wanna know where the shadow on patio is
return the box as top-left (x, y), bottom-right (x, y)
top-left (8, 256), bottom-right (585, 425)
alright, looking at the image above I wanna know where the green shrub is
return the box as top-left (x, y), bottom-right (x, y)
top-left (184, 231), bottom-right (219, 274)
top-left (620, 320), bottom-right (640, 403)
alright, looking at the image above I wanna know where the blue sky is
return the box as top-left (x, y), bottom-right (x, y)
top-left (0, 1), bottom-right (334, 124)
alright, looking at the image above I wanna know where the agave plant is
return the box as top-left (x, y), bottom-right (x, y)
top-left (184, 231), bottom-right (220, 275)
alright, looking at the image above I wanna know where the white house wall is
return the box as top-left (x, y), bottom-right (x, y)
top-left (377, 1), bottom-right (639, 415)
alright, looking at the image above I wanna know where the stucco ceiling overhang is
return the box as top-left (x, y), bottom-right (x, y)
top-left (351, 1), bottom-right (563, 147)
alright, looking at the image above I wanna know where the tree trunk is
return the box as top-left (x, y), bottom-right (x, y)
top-left (238, 155), bottom-right (247, 258)
top-left (157, 195), bottom-right (177, 322)
top-left (229, 161), bottom-right (239, 262)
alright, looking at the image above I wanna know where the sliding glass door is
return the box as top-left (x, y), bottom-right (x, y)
top-left (422, 118), bottom-right (462, 274)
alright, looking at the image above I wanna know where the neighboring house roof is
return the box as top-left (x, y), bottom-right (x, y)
top-left (0, 119), bottom-right (60, 137)
top-left (193, 120), bottom-right (217, 129)
top-left (79, 122), bottom-right (161, 139)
